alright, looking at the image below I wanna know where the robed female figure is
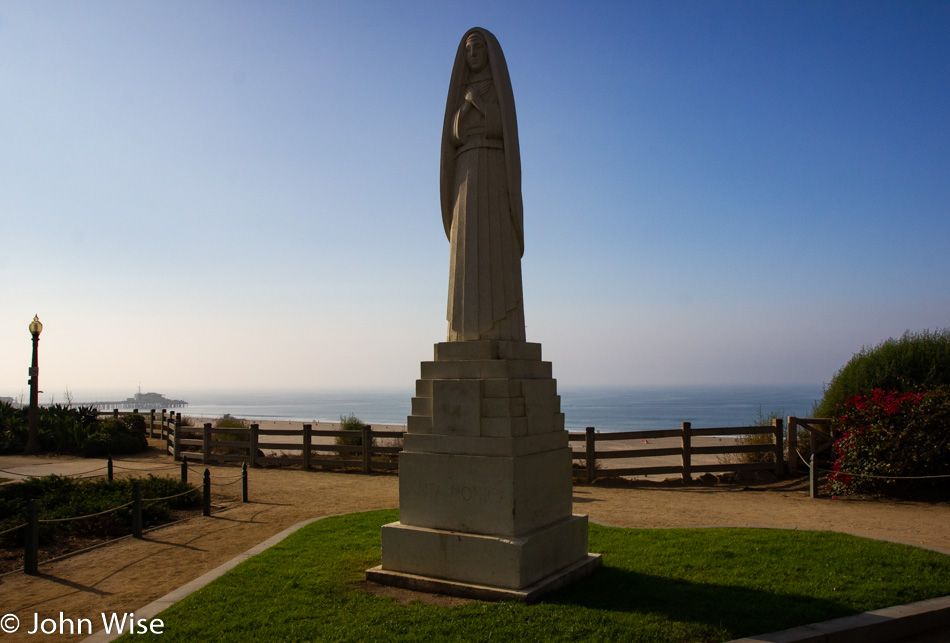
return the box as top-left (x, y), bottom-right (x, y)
top-left (441, 28), bottom-right (526, 342)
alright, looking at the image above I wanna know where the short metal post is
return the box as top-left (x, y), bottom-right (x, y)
top-left (302, 424), bottom-right (312, 471)
top-left (810, 453), bottom-right (818, 498)
top-left (242, 463), bottom-right (248, 503)
top-left (585, 427), bottom-right (596, 484)
top-left (25, 499), bottom-right (39, 575)
top-left (362, 425), bottom-right (372, 474)
top-left (107, 455), bottom-right (114, 482)
top-left (132, 481), bottom-right (142, 539)
top-left (203, 469), bottom-right (211, 516)
top-left (682, 422), bottom-right (692, 484)
top-left (181, 454), bottom-right (188, 483)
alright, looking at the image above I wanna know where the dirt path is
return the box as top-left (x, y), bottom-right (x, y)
top-left (1, 443), bottom-right (948, 643)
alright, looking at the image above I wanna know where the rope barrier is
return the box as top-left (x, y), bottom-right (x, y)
top-left (210, 477), bottom-right (243, 487)
top-left (38, 501), bottom-right (134, 523)
top-left (0, 523), bottom-right (27, 537)
top-left (0, 465), bottom-right (107, 478)
top-left (795, 449), bottom-right (950, 480)
top-left (142, 489), bottom-right (200, 503)
top-left (112, 463), bottom-right (180, 471)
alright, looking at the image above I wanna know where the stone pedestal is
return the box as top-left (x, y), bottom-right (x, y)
top-left (367, 340), bottom-right (600, 601)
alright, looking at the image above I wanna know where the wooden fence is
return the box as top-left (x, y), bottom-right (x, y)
top-left (787, 417), bottom-right (837, 471)
top-left (123, 409), bottom-right (841, 484)
top-left (162, 419), bottom-right (402, 474)
top-left (568, 420), bottom-right (785, 483)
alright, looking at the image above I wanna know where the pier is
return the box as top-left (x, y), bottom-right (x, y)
top-left (75, 391), bottom-right (188, 410)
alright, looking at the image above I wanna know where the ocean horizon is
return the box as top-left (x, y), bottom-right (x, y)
top-left (71, 385), bottom-right (824, 433)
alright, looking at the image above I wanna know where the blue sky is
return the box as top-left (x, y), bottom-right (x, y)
top-left (2, 1), bottom-right (948, 399)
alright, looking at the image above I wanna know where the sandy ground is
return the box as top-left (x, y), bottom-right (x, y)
top-left (1, 439), bottom-right (948, 643)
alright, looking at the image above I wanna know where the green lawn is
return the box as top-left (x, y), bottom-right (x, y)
top-left (119, 509), bottom-right (950, 642)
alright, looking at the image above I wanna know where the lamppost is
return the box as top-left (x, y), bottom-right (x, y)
top-left (25, 315), bottom-right (43, 455)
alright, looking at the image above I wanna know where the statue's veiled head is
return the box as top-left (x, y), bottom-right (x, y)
top-left (464, 32), bottom-right (488, 73)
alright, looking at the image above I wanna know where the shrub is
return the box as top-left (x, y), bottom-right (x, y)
top-left (733, 407), bottom-right (781, 464)
top-left (0, 403), bottom-right (149, 456)
top-left (827, 387), bottom-right (950, 498)
top-left (0, 474), bottom-right (199, 548)
top-left (336, 414), bottom-right (374, 448)
top-left (816, 329), bottom-right (950, 417)
top-left (82, 417), bottom-right (148, 457)
top-left (213, 414), bottom-right (249, 443)
top-left (0, 401), bottom-right (27, 452)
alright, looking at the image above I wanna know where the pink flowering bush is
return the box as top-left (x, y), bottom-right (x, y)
top-left (828, 388), bottom-right (950, 498)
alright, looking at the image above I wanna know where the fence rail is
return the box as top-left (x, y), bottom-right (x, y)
top-left (569, 420), bottom-right (785, 483)
top-left (113, 409), bottom-right (840, 486)
top-left (161, 418), bottom-right (401, 474)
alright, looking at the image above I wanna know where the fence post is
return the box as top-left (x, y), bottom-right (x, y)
top-left (173, 414), bottom-right (181, 460)
top-left (203, 469), bottom-right (211, 516)
top-left (132, 480), bottom-right (142, 539)
top-left (787, 416), bottom-right (798, 475)
top-left (809, 425), bottom-right (817, 463)
top-left (203, 423), bottom-right (212, 464)
top-left (362, 425), bottom-right (372, 474)
top-left (585, 427), bottom-right (596, 484)
top-left (25, 499), bottom-right (39, 575)
top-left (181, 454), bottom-right (188, 483)
top-left (161, 409), bottom-right (167, 440)
top-left (249, 423), bottom-right (259, 468)
top-left (303, 424), bottom-right (312, 471)
top-left (242, 463), bottom-right (248, 503)
top-left (107, 455), bottom-right (114, 482)
top-left (773, 418), bottom-right (784, 477)
top-left (149, 409), bottom-right (156, 438)
top-left (113, 408), bottom-right (119, 418)
top-left (682, 422), bottom-right (692, 484)
top-left (809, 453), bottom-right (818, 499)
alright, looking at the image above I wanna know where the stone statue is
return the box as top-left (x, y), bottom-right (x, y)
top-left (368, 28), bottom-right (599, 599)
top-left (441, 27), bottom-right (526, 342)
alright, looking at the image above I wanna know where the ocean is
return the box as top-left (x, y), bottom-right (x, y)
top-left (128, 385), bottom-right (823, 433)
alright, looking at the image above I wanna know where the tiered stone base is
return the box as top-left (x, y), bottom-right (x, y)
top-left (369, 340), bottom-right (600, 601)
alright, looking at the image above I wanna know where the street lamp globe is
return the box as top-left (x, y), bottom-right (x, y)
top-left (29, 315), bottom-right (43, 336)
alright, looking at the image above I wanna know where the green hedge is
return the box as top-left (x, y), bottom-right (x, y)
top-left (816, 329), bottom-right (950, 417)
top-left (0, 402), bottom-right (148, 457)
top-left (0, 475), bottom-right (199, 548)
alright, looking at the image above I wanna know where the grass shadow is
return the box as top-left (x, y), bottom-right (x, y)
top-left (545, 565), bottom-right (854, 637)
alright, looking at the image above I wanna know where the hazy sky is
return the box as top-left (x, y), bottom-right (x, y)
top-left (2, 1), bottom-right (948, 400)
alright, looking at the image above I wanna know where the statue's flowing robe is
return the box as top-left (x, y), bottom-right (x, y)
top-left (441, 28), bottom-right (525, 342)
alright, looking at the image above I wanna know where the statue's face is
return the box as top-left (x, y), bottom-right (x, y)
top-left (465, 34), bottom-right (488, 73)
